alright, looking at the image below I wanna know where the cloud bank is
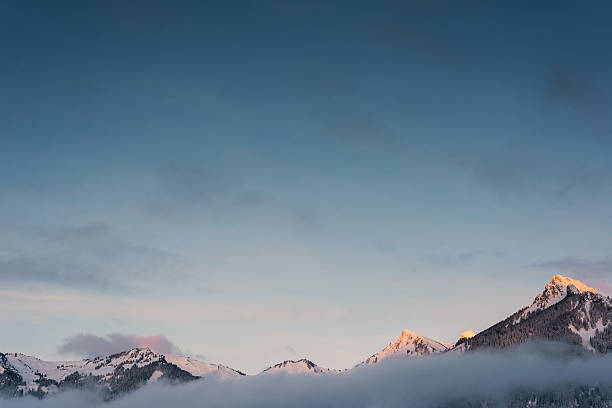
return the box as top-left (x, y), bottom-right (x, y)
top-left (9, 342), bottom-right (612, 408)
top-left (57, 333), bottom-right (181, 358)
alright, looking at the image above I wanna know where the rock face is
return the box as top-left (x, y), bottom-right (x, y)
top-left (360, 330), bottom-right (451, 365)
top-left (0, 348), bottom-right (243, 400)
top-left (457, 276), bottom-right (612, 353)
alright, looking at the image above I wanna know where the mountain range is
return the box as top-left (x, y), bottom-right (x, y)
top-left (2, 274), bottom-right (612, 400)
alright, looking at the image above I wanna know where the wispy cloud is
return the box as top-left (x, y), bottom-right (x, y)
top-left (149, 163), bottom-right (265, 214)
top-left (553, 169), bottom-right (608, 203)
top-left (546, 69), bottom-right (608, 113)
top-left (0, 288), bottom-right (348, 324)
top-left (296, 63), bottom-right (409, 157)
top-left (425, 249), bottom-right (504, 268)
top-left (0, 222), bottom-right (180, 291)
top-left (529, 257), bottom-right (612, 276)
top-left (529, 257), bottom-right (612, 293)
top-left (320, 108), bottom-right (403, 155)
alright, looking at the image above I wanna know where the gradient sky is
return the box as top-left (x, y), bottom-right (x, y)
top-left (1, 0), bottom-right (612, 374)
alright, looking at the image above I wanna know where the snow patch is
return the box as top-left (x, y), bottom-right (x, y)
top-left (147, 370), bottom-right (163, 383)
top-left (569, 319), bottom-right (606, 352)
top-left (163, 353), bottom-right (241, 378)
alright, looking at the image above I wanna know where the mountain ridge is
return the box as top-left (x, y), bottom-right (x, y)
top-left (458, 278), bottom-right (612, 353)
top-left (0, 347), bottom-right (243, 400)
top-left (3, 275), bottom-right (612, 400)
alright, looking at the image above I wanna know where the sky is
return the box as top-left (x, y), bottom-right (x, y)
top-left (1, 0), bottom-right (612, 374)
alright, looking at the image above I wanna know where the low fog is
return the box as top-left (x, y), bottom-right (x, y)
top-left (6, 342), bottom-right (612, 407)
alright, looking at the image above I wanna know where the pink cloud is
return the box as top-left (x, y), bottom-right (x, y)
top-left (137, 335), bottom-right (178, 353)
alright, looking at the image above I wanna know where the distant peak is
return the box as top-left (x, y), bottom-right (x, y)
top-left (265, 359), bottom-right (315, 370)
top-left (518, 275), bottom-right (601, 322)
top-left (285, 359), bottom-right (314, 366)
top-left (262, 358), bottom-right (337, 375)
top-left (400, 330), bottom-right (416, 338)
top-left (104, 347), bottom-right (157, 360)
top-left (127, 347), bottom-right (154, 354)
top-left (360, 329), bottom-right (448, 365)
top-left (548, 275), bottom-right (599, 294)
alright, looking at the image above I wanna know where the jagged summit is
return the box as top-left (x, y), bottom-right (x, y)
top-left (550, 275), bottom-right (599, 294)
top-left (520, 275), bottom-right (600, 320)
top-left (100, 346), bottom-right (157, 361)
top-left (361, 330), bottom-right (449, 365)
top-left (262, 359), bottom-right (338, 375)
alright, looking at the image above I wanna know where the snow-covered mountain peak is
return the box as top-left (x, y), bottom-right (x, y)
top-left (459, 275), bottom-right (612, 354)
top-left (399, 329), bottom-right (418, 339)
top-left (101, 347), bottom-right (158, 361)
top-left (262, 359), bottom-right (338, 375)
top-left (361, 330), bottom-right (449, 365)
top-left (388, 330), bottom-right (448, 352)
top-left (549, 275), bottom-right (598, 294)
top-left (519, 275), bottom-right (600, 320)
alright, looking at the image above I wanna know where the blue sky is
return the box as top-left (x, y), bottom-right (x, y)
top-left (1, 0), bottom-right (612, 373)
